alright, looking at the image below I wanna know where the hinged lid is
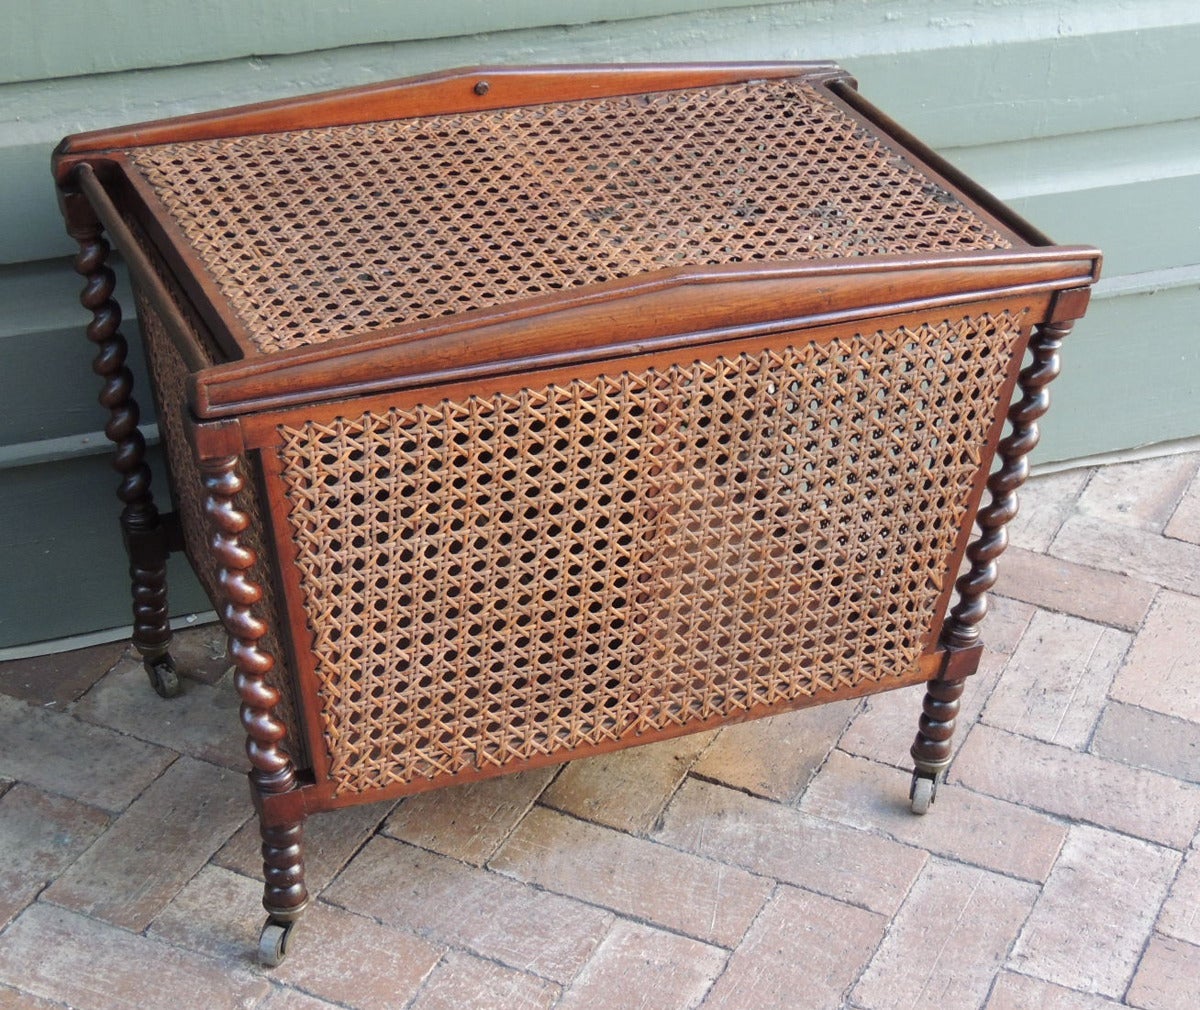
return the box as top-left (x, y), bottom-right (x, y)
top-left (55, 63), bottom-right (1100, 419)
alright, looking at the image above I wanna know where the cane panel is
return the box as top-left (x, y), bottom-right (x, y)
top-left (128, 230), bottom-right (308, 764)
top-left (126, 79), bottom-right (1012, 356)
top-left (272, 310), bottom-right (1024, 796)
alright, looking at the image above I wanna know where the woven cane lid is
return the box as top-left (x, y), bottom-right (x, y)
top-left (125, 77), bottom-right (1012, 357)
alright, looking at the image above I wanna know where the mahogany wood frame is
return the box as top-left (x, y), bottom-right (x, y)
top-left (53, 62), bottom-right (1100, 962)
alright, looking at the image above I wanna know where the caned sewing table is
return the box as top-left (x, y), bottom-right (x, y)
top-left (52, 63), bottom-right (1099, 965)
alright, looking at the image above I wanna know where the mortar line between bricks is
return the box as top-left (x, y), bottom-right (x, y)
top-left (303, 799), bottom-right (402, 897)
top-left (1093, 696), bottom-right (1200, 758)
top-left (1046, 521), bottom-right (1200, 596)
top-left (289, 891), bottom-right (575, 992)
top-left (692, 880), bottom-right (784, 1010)
top-left (2, 704), bottom-right (184, 815)
top-left (684, 767), bottom-right (788, 803)
top-left (509, 786), bottom-right (930, 921)
top-left (831, 744), bottom-right (911, 774)
top-left (994, 967), bottom-right (1121, 1008)
top-left (66, 696), bottom-right (256, 778)
top-left (1153, 457), bottom-right (1200, 533)
top-left (980, 690), bottom-right (1200, 777)
top-left (548, 916), bottom-right (622, 1004)
top-left (643, 733), bottom-right (722, 838)
top-left (138, 827), bottom-right (260, 942)
top-left (791, 784), bottom-right (1066, 889)
top-left (481, 861), bottom-right (751, 953)
top-left (842, 855), bottom-right (924, 1008)
top-left (393, 947), bottom-right (450, 1010)
top-left (476, 763), bottom-right (567, 864)
top-left (961, 716), bottom-right (1199, 790)
top-left (70, 644), bottom-right (138, 707)
top-left (991, 842), bottom-right (1064, 1006)
top-left (990, 586), bottom-right (1149, 634)
top-left (793, 705), bottom-right (861, 808)
top-left (0, 982), bottom-right (74, 1010)
top-left (1053, 463), bottom-right (1095, 544)
top-left (1120, 839), bottom-right (1200, 1005)
top-left (685, 753), bottom-right (881, 806)
top-left (1120, 930), bottom-right (1169, 1008)
top-left (10, 897), bottom-right (289, 987)
top-left (518, 781), bottom-right (794, 864)
top-left (275, 975), bottom-right (362, 1010)
top-left (1077, 633), bottom-right (1138, 755)
top-left (22, 743), bottom-right (182, 839)
top-left (142, 860), bottom-right (459, 993)
top-left (945, 774), bottom-right (1197, 855)
top-left (652, 768), bottom-right (964, 917)
top-left (914, 874), bottom-right (986, 1009)
top-left (1043, 465), bottom-right (1097, 555)
top-left (1163, 530), bottom-right (1200, 549)
top-left (979, 968), bottom-right (1005, 1010)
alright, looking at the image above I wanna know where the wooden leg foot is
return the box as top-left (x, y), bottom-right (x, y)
top-left (908, 676), bottom-right (966, 816)
top-left (258, 818), bottom-right (308, 965)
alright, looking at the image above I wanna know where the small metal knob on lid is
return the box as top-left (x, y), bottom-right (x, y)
top-left (473, 80), bottom-right (490, 96)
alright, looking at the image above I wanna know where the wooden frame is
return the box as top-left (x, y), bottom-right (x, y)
top-left (53, 62), bottom-right (1100, 965)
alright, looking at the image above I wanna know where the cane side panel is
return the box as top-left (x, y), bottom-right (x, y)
top-left (271, 310), bottom-right (1024, 796)
top-left (127, 225), bottom-right (308, 765)
top-left (125, 79), bottom-right (1012, 355)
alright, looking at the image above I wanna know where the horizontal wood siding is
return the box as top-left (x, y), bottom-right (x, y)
top-left (3, 0), bottom-right (1196, 647)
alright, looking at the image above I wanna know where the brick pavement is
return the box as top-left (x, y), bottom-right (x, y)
top-left (0, 450), bottom-right (1198, 1009)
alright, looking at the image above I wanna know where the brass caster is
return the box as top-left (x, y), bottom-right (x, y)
top-left (909, 773), bottom-right (937, 816)
top-left (258, 918), bottom-right (296, 968)
top-left (144, 655), bottom-right (181, 699)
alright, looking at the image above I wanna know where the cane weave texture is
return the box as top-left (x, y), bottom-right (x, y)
top-left (272, 310), bottom-right (1024, 795)
top-left (128, 227), bottom-right (307, 762)
top-left (126, 79), bottom-right (1012, 356)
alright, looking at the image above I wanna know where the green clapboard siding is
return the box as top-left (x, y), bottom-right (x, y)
top-left (5, 0), bottom-right (781, 84)
top-left (1009, 174), bottom-right (1200, 278)
top-left (0, 451), bottom-right (211, 647)
top-left (7, 2), bottom-right (1200, 265)
top-left (3, 0), bottom-right (1199, 647)
top-left (1049, 284), bottom-right (1200, 460)
top-left (0, 260), bottom-right (150, 446)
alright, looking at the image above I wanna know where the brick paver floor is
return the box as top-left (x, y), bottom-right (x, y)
top-left (1, 451), bottom-right (1198, 1009)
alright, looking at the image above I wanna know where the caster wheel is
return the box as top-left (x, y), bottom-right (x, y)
top-left (910, 775), bottom-right (936, 816)
top-left (144, 656), bottom-right (181, 699)
top-left (259, 919), bottom-right (295, 968)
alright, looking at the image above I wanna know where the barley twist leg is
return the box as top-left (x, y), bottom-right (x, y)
top-left (909, 319), bottom-right (1073, 813)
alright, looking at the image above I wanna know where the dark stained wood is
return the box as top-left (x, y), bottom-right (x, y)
top-left (260, 821), bottom-right (307, 923)
top-left (63, 187), bottom-right (173, 675)
top-left (199, 452), bottom-right (307, 922)
top-left (52, 61), bottom-right (1101, 962)
top-left (292, 654), bottom-right (949, 815)
top-left (52, 62), bottom-right (848, 172)
top-left (943, 317), bottom-right (1075, 650)
top-left (234, 294), bottom-right (1051, 453)
top-left (189, 250), bottom-right (1098, 423)
top-left (909, 312), bottom-right (1078, 783)
top-left (828, 79), bottom-right (1057, 251)
top-left (910, 677), bottom-right (967, 774)
top-left (74, 162), bottom-right (244, 367)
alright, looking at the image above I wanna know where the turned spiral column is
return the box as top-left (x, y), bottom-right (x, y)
top-left (909, 319), bottom-right (1073, 808)
top-left (943, 319), bottom-right (1071, 649)
top-left (67, 203), bottom-right (175, 692)
top-left (200, 454), bottom-right (308, 923)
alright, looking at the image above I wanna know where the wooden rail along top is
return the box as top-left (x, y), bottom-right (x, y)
top-left (52, 62), bottom-right (1100, 965)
